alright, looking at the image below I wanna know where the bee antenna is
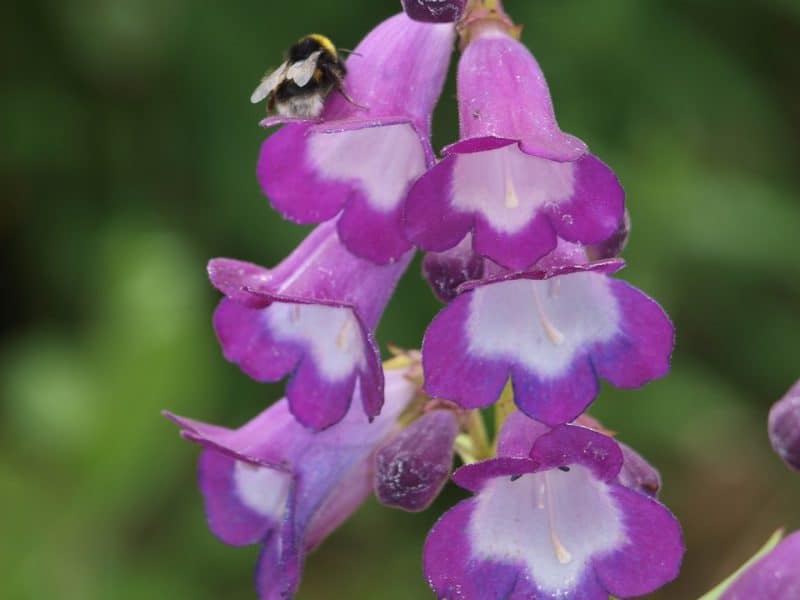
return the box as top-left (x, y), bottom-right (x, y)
top-left (338, 48), bottom-right (362, 57)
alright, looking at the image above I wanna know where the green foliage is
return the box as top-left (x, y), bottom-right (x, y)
top-left (2, 1), bottom-right (799, 598)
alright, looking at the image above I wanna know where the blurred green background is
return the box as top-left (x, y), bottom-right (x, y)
top-left (2, 0), bottom-right (799, 598)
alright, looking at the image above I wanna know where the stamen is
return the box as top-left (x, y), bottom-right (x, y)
top-left (291, 305), bottom-right (301, 322)
top-left (336, 318), bottom-right (354, 350)
top-left (543, 472), bottom-right (573, 565)
top-left (532, 286), bottom-right (565, 345)
top-left (548, 278), bottom-right (561, 299)
top-left (504, 162), bottom-right (520, 209)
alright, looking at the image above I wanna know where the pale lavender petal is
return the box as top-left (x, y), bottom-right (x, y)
top-left (721, 531), bottom-right (800, 600)
top-left (768, 380), bottom-right (800, 471)
top-left (617, 442), bottom-right (662, 498)
top-left (375, 409), bottom-right (459, 511)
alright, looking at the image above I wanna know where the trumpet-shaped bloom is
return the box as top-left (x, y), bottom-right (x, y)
top-left (424, 418), bottom-right (684, 599)
top-left (210, 221), bottom-right (412, 430)
top-left (259, 13), bottom-right (455, 264)
top-left (165, 368), bottom-right (417, 600)
top-left (721, 531), bottom-right (800, 600)
top-left (768, 379), bottom-right (800, 472)
top-left (405, 24), bottom-right (624, 271)
top-left (374, 408), bottom-right (460, 511)
top-left (422, 258), bottom-right (673, 426)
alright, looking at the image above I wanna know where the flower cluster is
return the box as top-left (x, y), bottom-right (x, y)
top-left (167, 3), bottom-right (691, 598)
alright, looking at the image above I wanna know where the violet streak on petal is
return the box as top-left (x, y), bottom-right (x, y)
top-left (164, 368), bottom-right (417, 600)
top-left (259, 13), bottom-right (455, 264)
top-left (721, 531), bottom-right (800, 600)
top-left (422, 261), bottom-right (674, 426)
top-left (424, 425), bottom-right (684, 600)
top-left (768, 379), bottom-right (800, 471)
top-left (401, 0), bottom-right (466, 23)
top-left (209, 220), bottom-right (412, 430)
top-left (405, 26), bottom-right (624, 271)
top-left (375, 409), bottom-right (459, 512)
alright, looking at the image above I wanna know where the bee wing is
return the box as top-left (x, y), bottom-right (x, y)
top-left (285, 51), bottom-right (323, 88)
top-left (250, 61), bottom-right (289, 104)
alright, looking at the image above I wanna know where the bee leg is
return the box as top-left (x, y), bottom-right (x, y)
top-left (327, 68), bottom-right (368, 111)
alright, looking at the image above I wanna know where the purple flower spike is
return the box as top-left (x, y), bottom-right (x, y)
top-left (375, 409), bottom-right (459, 512)
top-left (424, 424), bottom-right (684, 600)
top-left (165, 368), bottom-right (417, 600)
top-left (401, 0), bottom-right (466, 23)
top-left (722, 531), bottom-right (800, 600)
top-left (259, 14), bottom-right (455, 264)
top-left (422, 260), bottom-right (674, 426)
top-left (768, 379), bottom-right (800, 471)
top-left (210, 221), bottom-right (412, 430)
top-left (405, 25), bottom-right (624, 271)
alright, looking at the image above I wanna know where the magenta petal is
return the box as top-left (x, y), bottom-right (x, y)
top-left (529, 425), bottom-right (623, 482)
top-left (768, 380), bottom-right (800, 472)
top-left (374, 409), bottom-right (458, 511)
top-left (511, 356), bottom-right (599, 426)
top-left (546, 154), bottom-right (624, 245)
top-left (421, 238), bottom-right (485, 303)
top-left (402, 0), bottom-right (466, 23)
top-left (422, 296), bottom-right (510, 409)
top-left (472, 209), bottom-right (558, 271)
top-left (424, 500), bottom-right (521, 600)
top-left (258, 14), bottom-right (455, 263)
top-left (495, 410), bottom-right (550, 458)
top-left (592, 280), bottom-right (674, 389)
top-left (721, 531), bottom-right (800, 600)
top-left (210, 222), bottom-right (411, 429)
top-left (593, 486), bottom-right (684, 597)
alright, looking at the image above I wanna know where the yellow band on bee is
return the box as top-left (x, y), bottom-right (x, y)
top-left (307, 34), bottom-right (337, 58)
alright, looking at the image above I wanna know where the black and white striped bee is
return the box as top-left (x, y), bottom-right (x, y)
top-left (251, 34), bottom-right (358, 118)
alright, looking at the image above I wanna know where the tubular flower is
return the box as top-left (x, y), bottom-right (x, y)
top-left (258, 13), bottom-right (455, 264)
top-left (422, 247), bottom-right (674, 426)
top-left (405, 17), bottom-right (624, 271)
top-left (721, 531), bottom-right (800, 600)
top-left (209, 220), bottom-right (412, 430)
top-left (768, 379), bottom-right (800, 472)
top-left (165, 368), bottom-right (418, 600)
top-left (424, 414), bottom-right (684, 600)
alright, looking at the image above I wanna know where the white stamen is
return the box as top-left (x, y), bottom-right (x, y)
top-left (336, 318), bottom-right (355, 350)
top-left (504, 161), bottom-right (520, 209)
top-left (544, 472), bottom-right (573, 565)
top-left (532, 287), bottom-right (565, 345)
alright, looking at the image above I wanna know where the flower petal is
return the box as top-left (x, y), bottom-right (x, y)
top-left (768, 380), bottom-right (800, 472)
top-left (402, 0), bottom-right (466, 23)
top-left (721, 531), bottom-right (800, 600)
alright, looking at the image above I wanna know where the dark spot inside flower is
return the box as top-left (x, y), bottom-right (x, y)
top-left (558, 466), bottom-right (570, 472)
top-left (472, 110), bottom-right (480, 120)
top-left (510, 474), bottom-right (522, 482)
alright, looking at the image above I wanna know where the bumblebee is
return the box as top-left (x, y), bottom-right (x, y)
top-left (251, 34), bottom-right (357, 118)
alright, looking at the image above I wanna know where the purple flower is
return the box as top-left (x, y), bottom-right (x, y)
top-left (769, 380), bottom-right (800, 471)
top-left (422, 251), bottom-right (674, 426)
top-left (210, 220), bottom-right (412, 430)
top-left (165, 367), bottom-right (418, 600)
top-left (424, 414), bottom-right (684, 599)
top-left (422, 237), bottom-right (485, 303)
top-left (374, 408), bottom-right (460, 512)
top-left (721, 531), bottom-right (800, 600)
top-left (258, 13), bottom-right (455, 264)
top-left (405, 22), bottom-right (624, 271)
top-left (401, 0), bottom-right (467, 23)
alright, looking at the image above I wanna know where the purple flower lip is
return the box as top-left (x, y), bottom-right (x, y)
top-left (164, 367), bottom-right (418, 600)
top-left (768, 379), bottom-right (800, 471)
top-left (422, 256), bottom-right (673, 426)
top-left (208, 221), bottom-right (412, 430)
top-left (258, 14), bottom-right (455, 264)
top-left (404, 28), bottom-right (625, 272)
top-left (424, 424), bottom-right (684, 599)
